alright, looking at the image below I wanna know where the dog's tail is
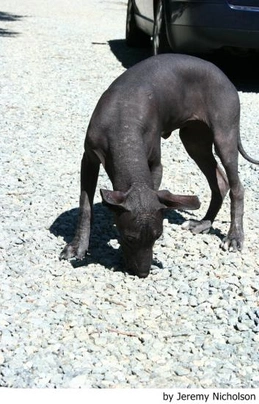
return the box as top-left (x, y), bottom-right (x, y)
top-left (238, 134), bottom-right (259, 165)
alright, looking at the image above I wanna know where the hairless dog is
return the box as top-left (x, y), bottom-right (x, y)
top-left (60, 54), bottom-right (259, 278)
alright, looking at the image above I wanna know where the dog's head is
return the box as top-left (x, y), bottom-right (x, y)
top-left (101, 186), bottom-right (200, 278)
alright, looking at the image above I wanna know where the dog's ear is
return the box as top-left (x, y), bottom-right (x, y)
top-left (100, 189), bottom-right (129, 211)
top-left (156, 190), bottom-right (200, 211)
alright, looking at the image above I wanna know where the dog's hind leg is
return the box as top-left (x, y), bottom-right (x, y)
top-left (213, 128), bottom-right (245, 251)
top-left (179, 121), bottom-right (229, 235)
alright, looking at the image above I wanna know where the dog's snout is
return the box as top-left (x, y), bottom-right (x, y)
top-left (136, 271), bottom-right (149, 279)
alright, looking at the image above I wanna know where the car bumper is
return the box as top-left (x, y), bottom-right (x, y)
top-left (165, 0), bottom-right (259, 52)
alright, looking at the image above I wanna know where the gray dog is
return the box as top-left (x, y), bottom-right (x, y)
top-left (60, 54), bottom-right (259, 278)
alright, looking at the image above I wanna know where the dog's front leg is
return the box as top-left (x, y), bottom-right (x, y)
top-left (60, 149), bottom-right (100, 260)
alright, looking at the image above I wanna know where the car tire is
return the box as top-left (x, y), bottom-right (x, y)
top-left (126, 0), bottom-right (151, 47)
top-left (153, 0), bottom-right (171, 55)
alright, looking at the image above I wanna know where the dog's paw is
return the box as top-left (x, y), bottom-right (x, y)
top-left (59, 243), bottom-right (87, 261)
top-left (182, 219), bottom-right (212, 234)
top-left (220, 235), bottom-right (243, 252)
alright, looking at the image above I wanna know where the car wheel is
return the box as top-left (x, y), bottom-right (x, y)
top-left (153, 0), bottom-right (171, 55)
top-left (126, 0), bottom-right (151, 47)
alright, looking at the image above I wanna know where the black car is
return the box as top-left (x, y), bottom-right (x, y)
top-left (126, 0), bottom-right (259, 55)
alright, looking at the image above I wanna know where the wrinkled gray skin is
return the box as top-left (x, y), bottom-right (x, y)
top-left (60, 54), bottom-right (259, 278)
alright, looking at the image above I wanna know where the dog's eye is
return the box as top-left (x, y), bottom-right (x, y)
top-left (123, 234), bottom-right (138, 244)
top-left (126, 235), bottom-right (136, 242)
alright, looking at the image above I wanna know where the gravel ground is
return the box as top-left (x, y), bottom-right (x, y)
top-left (1, 0), bottom-right (259, 389)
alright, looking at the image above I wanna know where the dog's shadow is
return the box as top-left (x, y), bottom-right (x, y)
top-left (50, 203), bottom-right (123, 270)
